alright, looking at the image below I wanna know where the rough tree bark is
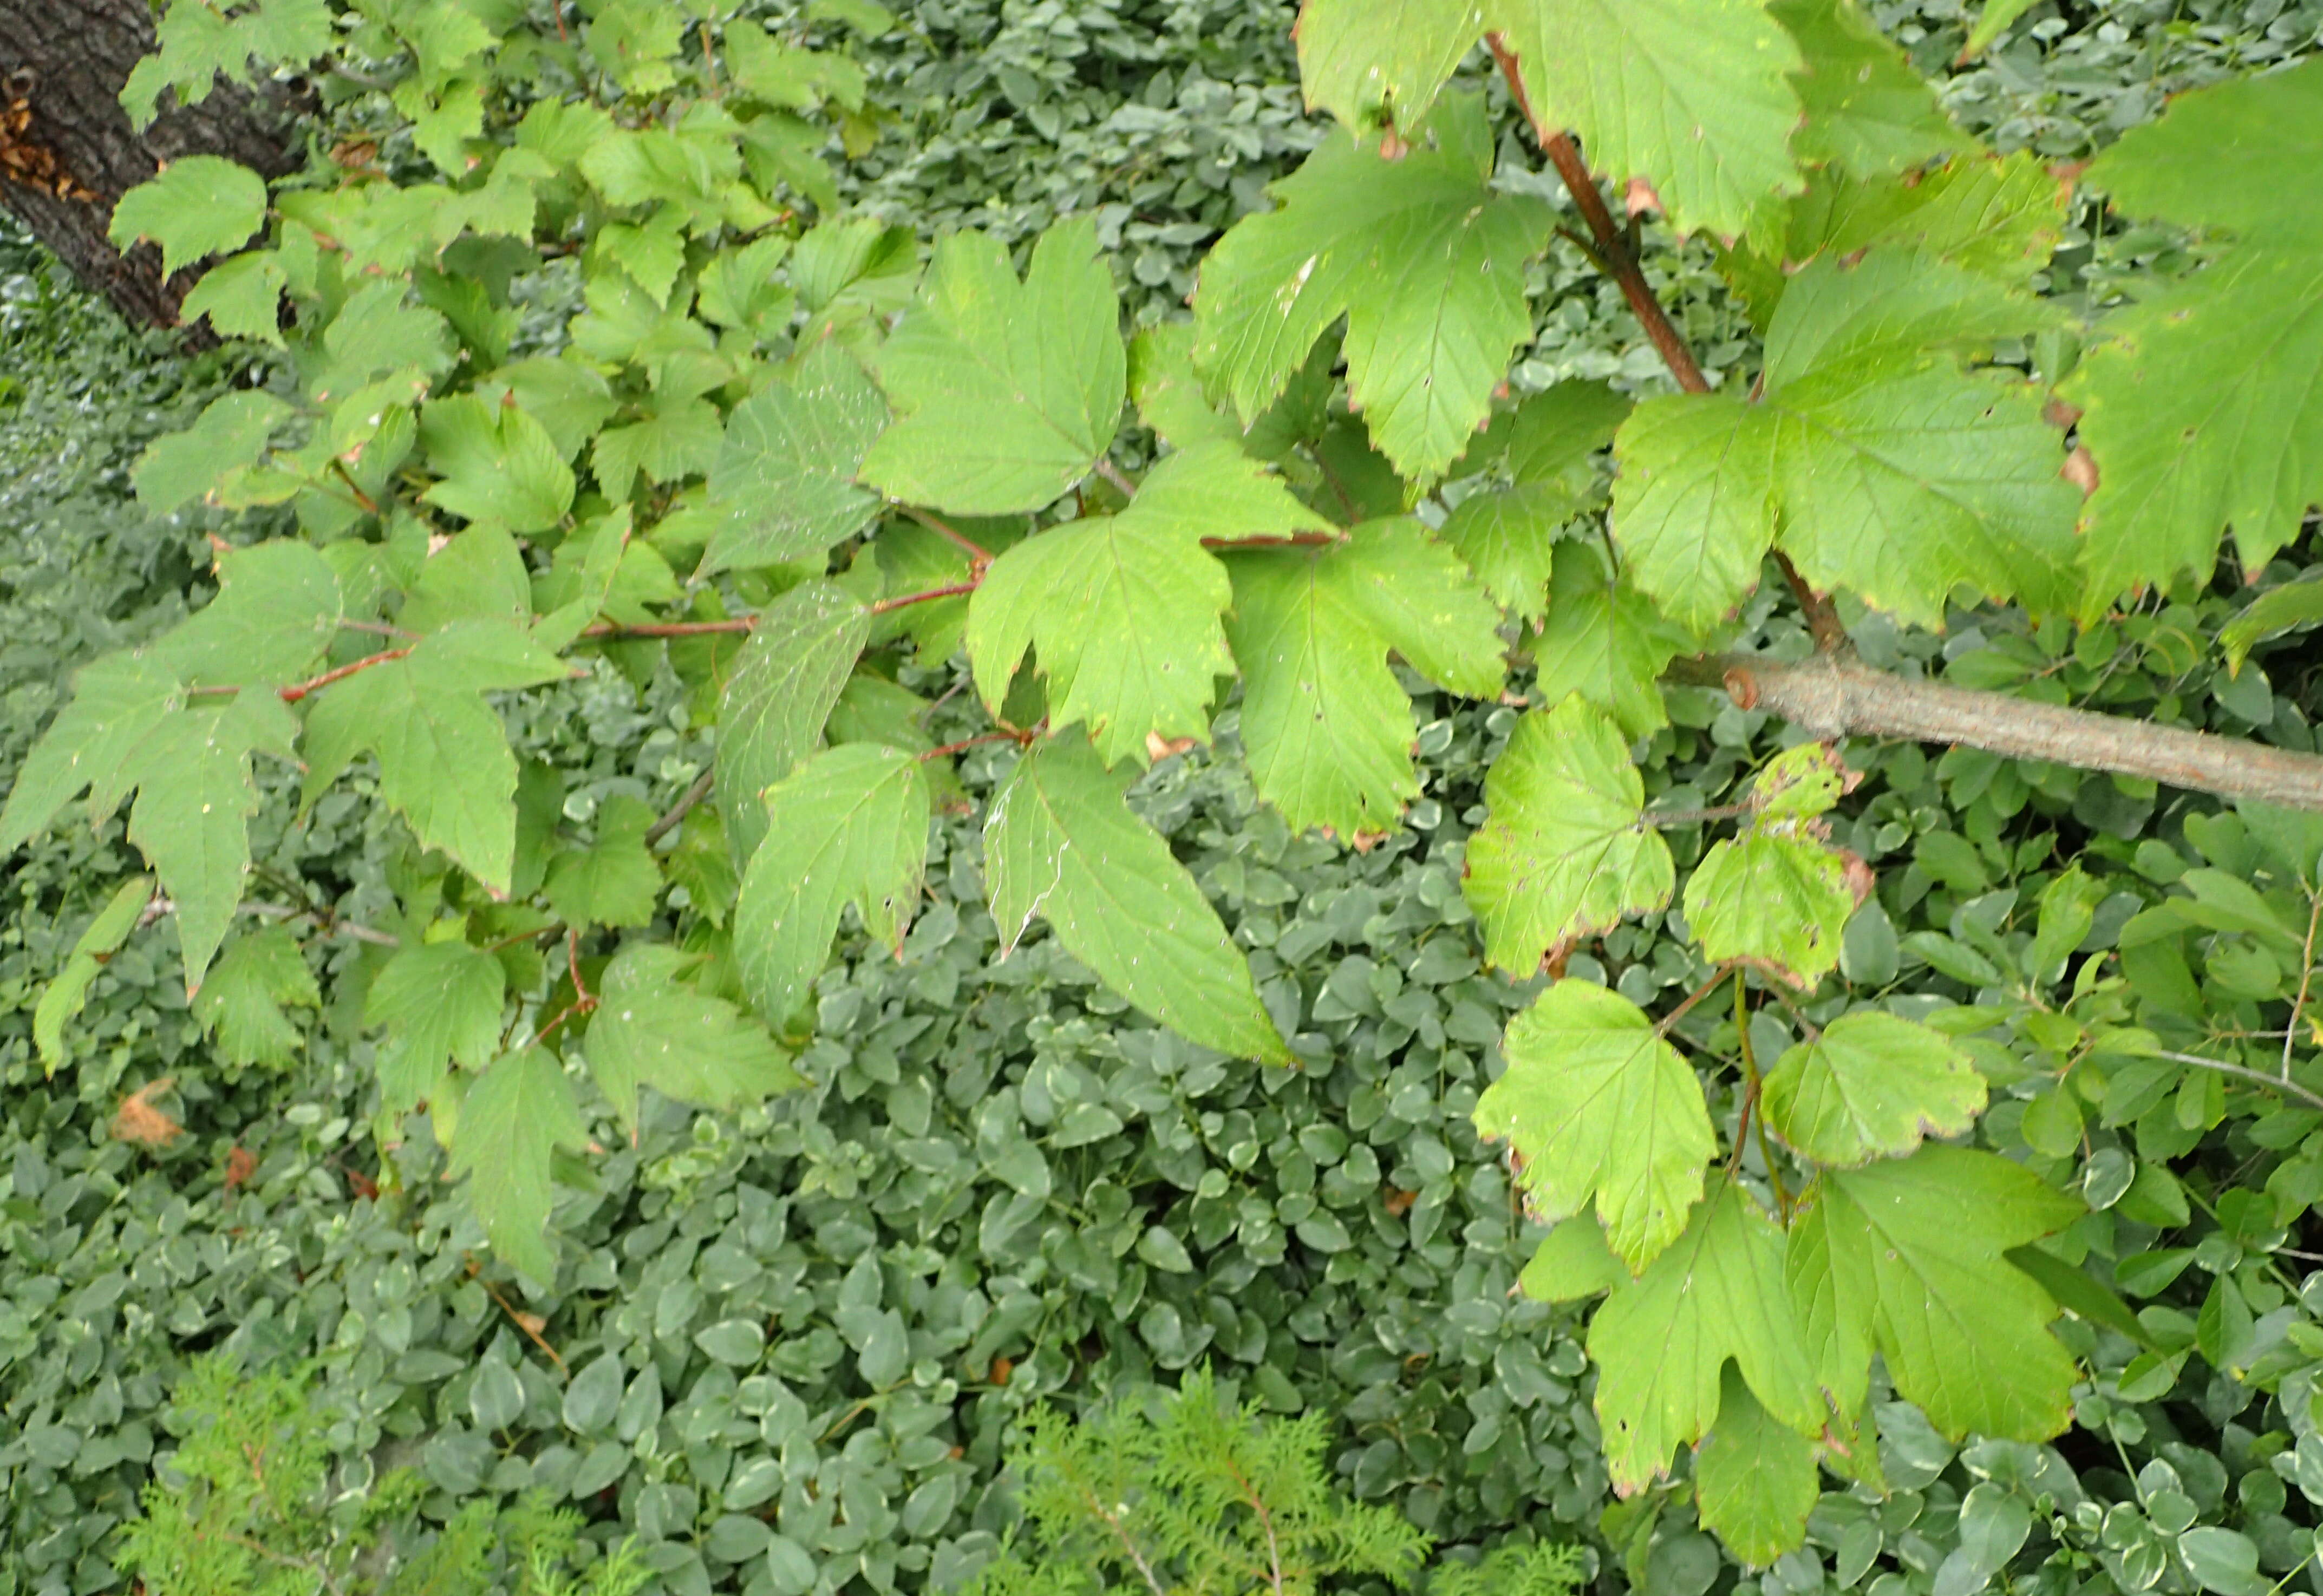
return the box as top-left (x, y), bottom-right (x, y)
top-left (0, 0), bottom-right (305, 331)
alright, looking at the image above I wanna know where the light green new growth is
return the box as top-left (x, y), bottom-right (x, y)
top-left (968, 1369), bottom-right (1450, 1596)
top-left (116, 1357), bottom-right (652, 1596)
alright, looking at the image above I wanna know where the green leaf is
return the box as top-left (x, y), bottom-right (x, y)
top-left (33, 877), bottom-right (153, 1071)
top-left (734, 744), bottom-right (931, 1028)
top-left (301, 622), bottom-right (569, 893)
top-left (1682, 828), bottom-right (1856, 985)
top-left (419, 395), bottom-right (577, 533)
top-left (447, 1048), bottom-right (586, 1283)
top-left (2221, 574), bottom-right (2323, 674)
top-left (1961, 0), bottom-right (2039, 54)
top-left (592, 394), bottom-right (724, 495)
top-left (1772, 0), bottom-right (1963, 179)
top-left (108, 156), bottom-right (269, 276)
top-left (2082, 58), bottom-right (2321, 243)
top-left (585, 944), bottom-right (800, 1133)
top-left (1693, 1364), bottom-right (1820, 1568)
top-left (1193, 94), bottom-right (1549, 483)
top-left (1760, 1011), bottom-right (1987, 1166)
top-left (180, 251), bottom-right (287, 346)
top-left (718, 580), bottom-right (872, 866)
top-left (2002, 1244), bottom-right (2155, 1350)
top-left (984, 737), bottom-right (1291, 1063)
top-left (544, 796), bottom-right (662, 929)
top-left (1589, 1179), bottom-right (1824, 1494)
top-left (1464, 696), bottom-right (1674, 974)
top-left (155, 539), bottom-right (342, 689)
top-left (0, 651), bottom-right (185, 854)
top-left (1293, 0), bottom-right (1478, 134)
top-left (367, 937), bottom-right (508, 1111)
top-left (859, 219), bottom-right (1125, 514)
top-left (1617, 251), bottom-right (2076, 630)
top-left (1518, 1218), bottom-right (1629, 1303)
top-left (1440, 381), bottom-right (1631, 617)
top-left (1475, 979), bottom-right (1715, 1270)
top-left (2068, 63), bottom-right (2323, 611)
top-left (705, 341), bottom-right (890, 575)
top-left (132, 391), bottom-right (292, 515)
top-left (192, 927), bottom-right (320, 1069)
top-left (398, 524), bottom-right (534, 636)
top-left (482, 357), bottom-right (618, 460)
top-left (1126, 322), bottom-right (1244, 452)
top-left (1607, 392), bottom-right (1780, 634)
top-left (972, 443), bottom-right (1326, 767)
top-left (1224, 517), bottom-right (1504, 838)
top-left (128, 691), bottom-right (299, 992)
top-left (1789, 1144), bottom-right (2083, 1441)
top-left (1489, 0), bottom-right (1803, 245)
top-left (1530, 542), bottom-right (1685, 741)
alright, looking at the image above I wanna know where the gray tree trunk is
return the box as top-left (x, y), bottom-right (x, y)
top-left (0, 0), bottom-right (307, 331)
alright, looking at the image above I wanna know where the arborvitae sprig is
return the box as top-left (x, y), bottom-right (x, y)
top-left (115, 1357), bottom-right (650, 1596)
top-left (974, 1369), bottom-right (1433, 1596)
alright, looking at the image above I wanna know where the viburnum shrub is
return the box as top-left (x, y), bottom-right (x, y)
top-left (7, 0), bottom-right (2323, 1568)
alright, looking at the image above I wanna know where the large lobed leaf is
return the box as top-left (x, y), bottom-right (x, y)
top-left (1193, 94), bottom-right (1549, 484)
top-left (1614, 249), bottom-right (2078, 631)
top-left (984, 738), bottom-right (1291, 1064)
top-left (969, 444), bottom-right (1323, 768)
top-left (1464, 696), bottom-right (1673, 973)
top-left (734, 743), bottom-right (931, 1030)
top-left (2070, 60), bottom-right (2323, 616)
top-left (1222, 517), bottom-right (1505, 840)
top-left (1474, 979), bottom-right (1715, 1271)
top-left (859, 218), bottom-right (1126, 515)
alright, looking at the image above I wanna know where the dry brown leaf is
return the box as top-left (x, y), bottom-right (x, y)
top-left (223, 1146), bottom-right (257, 1192)
top-left (113, 1078), bottom-right (183, 1148)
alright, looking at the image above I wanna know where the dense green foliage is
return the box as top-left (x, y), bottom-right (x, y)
top-left (8, 1), bottom-right (2323, 1594)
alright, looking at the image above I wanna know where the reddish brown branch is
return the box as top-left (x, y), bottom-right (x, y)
top-left (902, 506), bottom-right (994, 567)
top-left (870, 580), bottom-right (978, 615)
top-left (278, 647), bottom-right (412, 703)
top-left (1487, 34), bottom-right (1846, 651)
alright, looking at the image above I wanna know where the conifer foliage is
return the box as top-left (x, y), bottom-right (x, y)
top-left (8, 0), bottom-right (2323, 1566)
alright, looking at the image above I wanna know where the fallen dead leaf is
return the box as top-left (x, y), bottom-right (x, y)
top-left (113, 1078), bottom-right (182, 1148)
top-left (1145, 731), bottom-right (1197, 762)
top-left (1624, 176), bottom-right (1663, 218)
top-left (223, 1146), bottom-right (257, 1192)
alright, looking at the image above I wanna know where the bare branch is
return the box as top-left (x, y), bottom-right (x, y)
top-left (1700, 652), bottom-right (2323, 811)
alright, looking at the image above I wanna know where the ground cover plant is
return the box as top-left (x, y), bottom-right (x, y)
top-left (6, 0), bottom-right (2323, 1592)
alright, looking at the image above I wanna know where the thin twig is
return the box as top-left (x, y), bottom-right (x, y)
top-left (2285, 892), bottom-right (2321, 1081)
top-left (284, 647), bottom-right (413, 704)
top-left (902, 505), bottom-right (994, 566)
top-left (234, 900), bottom-right (400, 948)
top-left (579, 617), bottom-right (755, 640)
top-left (1486, 32), bottom-right (1846, 650)
top-left (2150, 1050), bottom-right (2323, 1114)
top-left (1735, 970), bottom-right (1791, 1216)
top-left (870, 580), bottom-right (979, 615)
top-left (1657, 962), bottom-right (1740, 1036)
top-left (921, 731), bottom-right (1023, 761)
top-left (1077, 1486), bottom-right (1170, 1596)
top-left (1198, 531), bottom-right (1344, 552)
top-left (465, 1258), bottom-right (568, 1373)
top-left (644, 768), bottom-right (716, 844)
top-left (1093, 458), bottom-right (1139, 499)
top-left (1642, 802), bottom-right (1754, 828)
